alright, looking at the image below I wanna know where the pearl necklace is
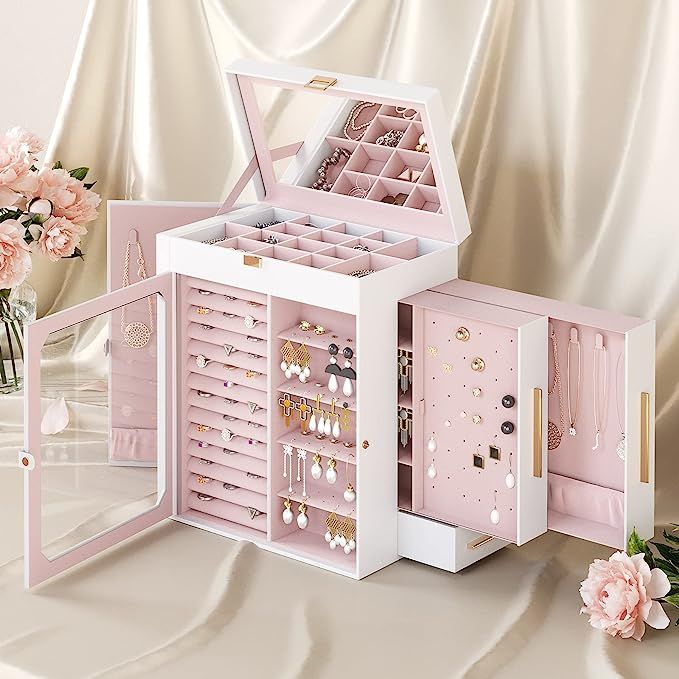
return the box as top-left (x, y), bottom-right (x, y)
top-left (311, 147), bottom-right (351, 191)
top-left (343, 102), bottom-right (378, 141)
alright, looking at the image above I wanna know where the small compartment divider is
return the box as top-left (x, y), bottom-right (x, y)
top-left (366, 177), bottom-right (415, 204)
top-left (404, 186), bottom-right (441, 212)
top-left (381, 149), bottom-right (429, 182)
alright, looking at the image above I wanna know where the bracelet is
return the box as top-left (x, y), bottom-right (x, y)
top-left (312, 147), bottom-right (351, 191)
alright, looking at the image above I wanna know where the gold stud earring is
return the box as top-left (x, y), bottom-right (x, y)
top-left (455, 327), bottom-right (470, 341)
top-left (471, 357), bottom-right (485, 372)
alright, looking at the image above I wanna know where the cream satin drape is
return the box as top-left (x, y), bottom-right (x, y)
top-left (5, 1), bottom-right (678, 675)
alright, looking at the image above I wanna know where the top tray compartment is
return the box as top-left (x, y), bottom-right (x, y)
top-left (226, 60), bottom-right (471, 245)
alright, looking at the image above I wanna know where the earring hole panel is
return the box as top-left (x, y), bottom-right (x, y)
top-left (416, 308), bottom-right (519, 542)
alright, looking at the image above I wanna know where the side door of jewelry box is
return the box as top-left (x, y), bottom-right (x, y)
top-left (20, 273), bottom-right (176, 588)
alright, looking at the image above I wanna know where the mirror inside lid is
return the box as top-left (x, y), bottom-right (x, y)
top-left (227, 59), bottom-right (471, 245)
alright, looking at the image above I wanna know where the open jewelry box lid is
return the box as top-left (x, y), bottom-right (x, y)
top-left (225, 59), bottom-right (471, 245)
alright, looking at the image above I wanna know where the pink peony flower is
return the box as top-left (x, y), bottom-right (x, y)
top-left (0, 219), bottom-right (31, 289)
top-left (580, 551), bottom-right (671, 640)
top-left (0, 134), bottom-right (38, 208)
top-left (4, 126), bottom-right (45, 153)
top-left (36, 216), bottom-right (86, 262)
top-left (32, 167), bottom-right (100, 225)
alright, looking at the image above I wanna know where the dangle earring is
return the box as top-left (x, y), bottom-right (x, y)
top-left (340, 402), bottom-right (351, 434)
top-left (330, 399), bottom-right (341, 440)
top-left (344, 454), bottom-right (356, 503)
top-left (326, 456), bottom-right (338, 484)
top-left (296, 501), bottom-right (308, 529)
top-left (505, 452), bottom-right (516, 489)
top-left (325, 509), bottom-right (341, 547)
top-left (340, 347), bottom-right (356, 397)
top-left (342, 513), bottom-right (357, 555)
top-left (282, 444), bottom-right (293, 493)
top-left (280, 340), bottom-right (295, 377)
top-left (567, 328), bottom-right (582, 437)
top-left (426, 433), bottom-right (437, 479)
top-left (490, 490), bottom-right (500, 525)
top-left (325, 343), bottom-right (341, 393)
top-left (323, 405), bottom-right (332, 436)
top-left (297, 343), bottom-right (311, 384)
top-left (308, 394), bottom-right (321, 433)
top-left (317, 409), bottom-right (327, 439)
top-left (282, 497), bottom-right (294, 525)
top-left (296, 448), bottom-right (308, 498)
top-left (311, 452), bottom-right (323, 480)
top-left (427, 432), bottom-right (437, 453)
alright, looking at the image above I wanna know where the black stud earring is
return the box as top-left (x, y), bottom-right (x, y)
top-left (325, 343), bottom-right (341, 393)
top-left (502, 395), bottom-right (516, 408)
top-left (501, 421), bottom-right (515, 435)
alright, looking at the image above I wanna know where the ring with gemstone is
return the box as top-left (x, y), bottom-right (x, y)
top-left (198, 289), bottom-right (212, 296)
top-left (197, 493), bottom-right (213, 501)
top-left (196, 354), bottom-right (211, 368)
top-left (197, 390), bottom-right (212, 398)
top-left (246, 335), bottom-right (261, 342)
top-left (196, 424), bottom-right (211, 433)
top-left (196, 307), bottom-right (211, 315)
top-left (221, 428), bottom-right (235, 442)
top-left (244, 315), bottom-right (259, 329)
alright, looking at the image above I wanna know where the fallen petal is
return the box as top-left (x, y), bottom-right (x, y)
top-left (41, 396), bottom-right (69, 435)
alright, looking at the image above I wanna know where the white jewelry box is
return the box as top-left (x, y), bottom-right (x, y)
top-left (19, 60), bottom-right (655, 587)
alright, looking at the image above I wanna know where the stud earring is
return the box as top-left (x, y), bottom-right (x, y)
top-left (427, 432), bottom-right (437, 453)
top-left (326, 343), bottom-right (341, 393)
top-left (282, 444), bottom-right (293, 493)
top-left (490, 491), bottom-right (500, 525)
top-left (311, 452), bottom-right (323, 480)
top-left (326, 457), bottom-right (338, 484)
top-left (282, 497), bottom-right (294, 524)
top-left (340, 347), bottom-right (356, 397)
top-left (296, 448), bottom-right (307, 498)
top-left (344, 454), bottom-right (356, 503)
top-left (297, 343), bottom-right (311, 383)
top-left (427, 458), bottom-right (437, 479)
top-left (296, 501), bottom-right (308, 529)
top-left (280, 340), bottom-right (295, 378)
top-left (505, 452), bottom-right (516, 489)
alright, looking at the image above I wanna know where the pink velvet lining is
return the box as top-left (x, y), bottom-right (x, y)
top-left (548, 473), bottom-right (623, 528)
top-left (111, 427), bottom-right (157, 463)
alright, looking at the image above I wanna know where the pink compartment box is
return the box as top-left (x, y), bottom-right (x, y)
top-left (399, 121), bottom-right (426, 151)
top-left (366, 177), bottom-right (415, 205)
top-left (381, 149), bottom-right (430, 182)
top-left (330, 171), bottom-right (376, 199)
top-left (378, 104), bottom-right (421, 121)
top-left (301, 228), bottom-right (358, 246)
top-left (262, 221), bottom-right (318, 238)
top-left (362, 114), bottom-right (411, 146)
top-left (405, 186), bottom-right (441, 213)
top-left (344, 144), bottom-right (392, 176)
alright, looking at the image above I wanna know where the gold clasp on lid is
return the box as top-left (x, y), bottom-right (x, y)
top-left (305, 75), bottom-right (337, 91)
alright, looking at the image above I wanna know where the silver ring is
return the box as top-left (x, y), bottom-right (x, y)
top-left (244, 315), bottom-right (259, 329)
top-left (224, 312), bottom-right (238, 319)
top-left (198, 289), bottom-right (212, 296)
top-left (223, 415), bottom-right (237, 422)
top-left (197, 493), bottom-right (213, 501)
top-left (223, 483), bottom-right (238, 490)
top-left (223, 398), bottom-right (237, 405)
top-left (221, 428), bottom-right (235, 442)
top-left (197, 390), bottom-right (212, 398)
top-left (225, 295), bottom-right (237, 301)
top-left (246, 335), bottom-right (261, 343)
top-left (196, 354), bottom-right (211, 368)
top-left (199, 458), bottom-right (213, 464)
top-left (200, 324), bottom-right (212, 330)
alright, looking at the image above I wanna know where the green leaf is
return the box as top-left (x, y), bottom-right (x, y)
top-left (84, 181), bottom-right (97, 190)
top-left (655, 558), bottom-right (679, 577)
top-left (53, 160), bottom-right (63, 170)
top-left (665, 530), bottom-right (679, 546)
top-left (662, 593), bottom-right (679, 609)
top-left (0, 210), bottom-right (23, 223)
top-left (628, 528), bottom-right (647, 556)
top-left (68, 167), bottom-right (89, 181)
top-left (63, 247), bottom-right (84, 260)
top-left (652, 541), bottom-right (679, 570)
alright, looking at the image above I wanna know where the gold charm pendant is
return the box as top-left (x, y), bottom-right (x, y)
top-left (124, 322), bottom-right (151, 348)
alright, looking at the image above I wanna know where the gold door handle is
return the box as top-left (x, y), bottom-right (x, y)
top-left (305, 75), bottom-right (337, 90)
top-left (467, 535), bottom-right (494, 550)
top-left (640, 392), bottom-right (651, 483)
top-left (533, 387), bottom-right (543, 478)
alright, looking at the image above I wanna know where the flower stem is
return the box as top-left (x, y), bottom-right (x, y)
top-left (0, 326), bottom-right (7, 386)
top-left (3, 320), bottom-right (18, 386)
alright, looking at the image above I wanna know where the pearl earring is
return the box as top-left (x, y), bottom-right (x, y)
top-left (311, 452), bottom-right (323, 480)
top-left (427, 459), bottom-right (437, 479)
top-left (342, 514), bottom-right (357, 555)
top-left (325, 510), bottom-right (340, 547)
top-left (427, 432), bottom-right (437, 453)
top-left (297, 343), bottom-right (311, 383)
top-left (296, 501), bottom-right (308, 529)
top-left (326, 457), bottom-right (338, 484)
top-left (505, 452), bottom-right (516, 489)
top-left (343, 454), bottom-right (356, 503)
top-left (340, 346), bottom-right (356, 397)
top-left (282, 497), bottom-right (294, 524)
top-left (308, 394), bottom-right (320, 433)
top-left (490, 491), bottom-right (500, 525)
top-left (325, 343), bottom-right (340, 393)
top-left (280, 340), bottom-right (295, 376)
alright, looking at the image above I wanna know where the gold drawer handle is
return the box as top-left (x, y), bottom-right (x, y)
top-left (468, 535), bottom-right (494, 550)
top-left (533, 387), bottom-right (543, 478)
top-left (640, 392), bottom-right (650, 483)
top-left (243, 254), bottom-right (262, 268)
top-left (305, 75), bottom-right (337, 91)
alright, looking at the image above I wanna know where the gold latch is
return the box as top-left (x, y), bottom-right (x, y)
top-left (640, 392), bottom-right (651, 483)
top-left (243, 254), bottom-right (262, 268)
top-left (305, 75), bottom-right (337, 91)
top-left (533, 387), bottom-right (543, 478)
top-left (467, 535), bottom-right (494, 550)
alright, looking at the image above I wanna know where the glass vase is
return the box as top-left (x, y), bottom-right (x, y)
top-left (0, 282), bottom-right (37, 394)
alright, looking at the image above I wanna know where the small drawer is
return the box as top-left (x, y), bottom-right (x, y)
top-left (397, 511), bottom-right (507, 572)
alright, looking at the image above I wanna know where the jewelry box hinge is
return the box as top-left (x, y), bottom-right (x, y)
top-left (305, 75), bottom-right (337, 91)
top-left (19, 450), bottom-right (35, 471)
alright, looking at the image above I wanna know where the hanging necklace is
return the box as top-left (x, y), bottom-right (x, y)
top-left (343, 101), bottom-right (378, 141)
top-left (592, 333), bottom-right (608, 451)
top-left (614, 352), bottom-right (626, 460)
top-left (548, 325), bottom-right (565, 450)
top-left (121, 233), bottom-right (153, 348)
top-left (566, 328), bottom-right (582, 436)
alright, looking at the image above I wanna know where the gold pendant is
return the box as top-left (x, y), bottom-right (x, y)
top-left (124, 322), bottom-right (151, 348)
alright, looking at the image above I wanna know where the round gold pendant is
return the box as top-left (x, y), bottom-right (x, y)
top-left (124, 322), bottom-right (151, 348)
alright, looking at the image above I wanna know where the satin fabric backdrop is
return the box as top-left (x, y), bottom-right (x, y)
top-left (1, 0), bottom-right (677, 676)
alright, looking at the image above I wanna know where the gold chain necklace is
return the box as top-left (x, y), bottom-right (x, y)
top-left (120, 237), bottom-right (153, 348)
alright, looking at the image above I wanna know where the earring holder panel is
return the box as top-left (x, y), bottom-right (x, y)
top-left (404, 293), bottom-right (548, 545)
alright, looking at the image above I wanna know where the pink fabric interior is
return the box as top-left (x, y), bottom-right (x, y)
top-left (548, 472), bottom-right (623, 528)
top-left (110, 427), bottom-right (156, 462)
